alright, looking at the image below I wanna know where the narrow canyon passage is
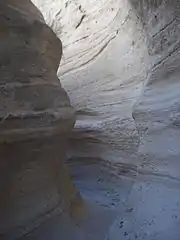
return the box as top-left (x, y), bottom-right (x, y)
top-left (30, 0), bottom-right (180, 239)
top-left (1, 0), bottom-right (180, 239)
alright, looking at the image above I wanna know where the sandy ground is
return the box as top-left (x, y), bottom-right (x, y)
top-left (23, 158), bottom-right (180, 240)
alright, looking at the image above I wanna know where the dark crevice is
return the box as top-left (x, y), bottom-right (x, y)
top-left (152, 17), bottom-right (177, 38)
top-left (151, 42), bottom-right (180, 71)
top-left (75, 14), bottom-right (86, 29)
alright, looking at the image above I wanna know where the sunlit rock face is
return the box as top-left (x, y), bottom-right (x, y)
top-left (33, 0), bottom-right (148, 167)
top-left (0, 1), bottom-right (78, 239)
top-left (132, 0), bottom-right (180, 177)
top-left (32, 0), bottom-right (180, 179)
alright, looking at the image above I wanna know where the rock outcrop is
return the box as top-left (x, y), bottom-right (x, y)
top-left (0, 1), bottom-right (78, 239)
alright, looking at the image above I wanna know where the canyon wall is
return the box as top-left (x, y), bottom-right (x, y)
top-left (33, 0), bottom-right (147, 168)
top-left (132, 0), bottom-right (180, 178)
top-left (1, 0), bottom-right (180, 238)
top-left (33, 0), bottom-right (180, 179)
top-left (0, 1), bottom-right (78, 239)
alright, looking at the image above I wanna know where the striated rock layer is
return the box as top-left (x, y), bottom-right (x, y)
top-left (33, 0), bottom-right (147, 169)
top-left (33, 0), bottom-right (180, 178)
top-left (32, 0), bottom-right (180, 238)
top-left (132, 0), bottom-right (180, 177)
top-left (0, 1), bottom-right (79, 239)
top-left (8, 0), bottom-right (180, 239)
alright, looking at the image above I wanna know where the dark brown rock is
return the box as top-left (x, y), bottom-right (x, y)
top-left (0, 1), bottom-right (78, 239)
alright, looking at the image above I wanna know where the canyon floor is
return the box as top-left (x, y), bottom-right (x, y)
top-left (23, 156), bottom-right (180, 240)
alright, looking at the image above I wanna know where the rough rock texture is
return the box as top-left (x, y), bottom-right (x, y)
top-left (0, 1), bottom-right (78, 239)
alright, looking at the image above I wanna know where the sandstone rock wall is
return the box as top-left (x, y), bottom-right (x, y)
top-left (132, 0), bottom-right (180, 177)
top-left (0, 1), bottom-right (78, 239)
top-left (32, 0), bottom-right (148, 166)
top-left (1, 0), bottom-right (178, 239)
top-left (32, 0), bottom-right (180, 180)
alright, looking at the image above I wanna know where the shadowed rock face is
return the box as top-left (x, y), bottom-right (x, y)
top-left (0, 1), bottom-right (78, 239)
top-left (0, 1), bottom-right (75, 142)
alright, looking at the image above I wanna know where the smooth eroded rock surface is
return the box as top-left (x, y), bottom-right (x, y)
top-left (6, 0), bottom-right (180, 239)
top-left (32, 0), bottom-right (180, 178)
top-left (0, 1), bottom-right (79, 239)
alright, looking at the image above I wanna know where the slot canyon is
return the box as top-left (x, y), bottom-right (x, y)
top-left (0, 0), bottom-right (180, 239)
